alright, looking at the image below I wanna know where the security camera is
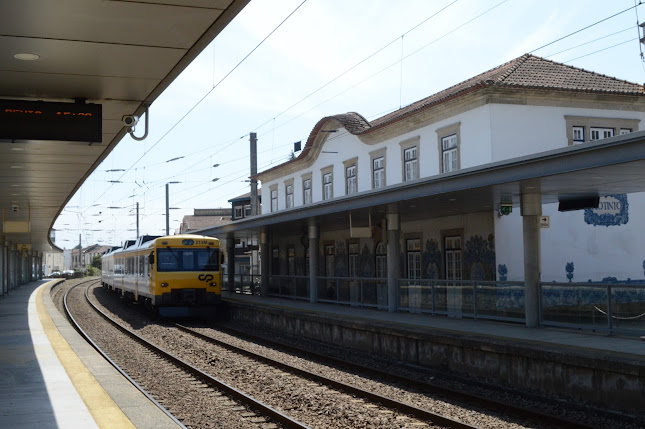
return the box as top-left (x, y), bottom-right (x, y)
top-left (122, 115), bottom-right (139, 128)
top-left (12, 205), bottom-right (19, 213)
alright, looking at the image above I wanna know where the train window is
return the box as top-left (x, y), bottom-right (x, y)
top-left (182, 251), bottom-right (196, 270)
top-left (139, 255), bottom-right (145, 277)
top-left (158, 251), bottom-right (179, 271)
top-left (157, 248), bottom-right (220, 272)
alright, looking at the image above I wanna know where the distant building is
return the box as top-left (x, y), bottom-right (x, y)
top-left (70, 244), bottom-right (112, 269)
top-left (42, 252), bottom-right (64, 276)
top-left (179, 208), bottom-right (232, 234)
top-left (228, 192), bottom-right (262, 221)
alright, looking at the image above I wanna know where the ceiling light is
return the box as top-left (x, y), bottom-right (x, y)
top-left (10, 165), bottom-right (23, 169)
top-left (449, 198), bottom-right (457, 202)
top-left (10, 147), bottom-right (25, 151)
top-left (14, 53), bottom-right (39, 61)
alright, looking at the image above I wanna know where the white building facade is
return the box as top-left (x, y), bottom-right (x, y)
top-left (256, 55), bottom-right (645, 287)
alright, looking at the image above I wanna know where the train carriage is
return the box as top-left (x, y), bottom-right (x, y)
top-left (102, 234), bottom-right (223, 316)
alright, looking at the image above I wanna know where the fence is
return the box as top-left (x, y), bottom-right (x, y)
top-left (399, 279), bottom-right (526, 322)
top-left (224, 274), bottom-right (261, 295)
top-left (225, 274), bottom-right (645, 335)
top-left (540, 281), bottom-right (645, 335)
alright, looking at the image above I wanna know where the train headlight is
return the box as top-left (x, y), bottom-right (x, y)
top-left (209, 282), bottom-right (217, 287)
top-left (161, 282), bottom-right (169, 288)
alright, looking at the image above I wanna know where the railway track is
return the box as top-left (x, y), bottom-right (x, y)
top-left (81, 282), bottom-right (480, 428)
top-left (184, 322), bottom-right (607, 429)
top-left (67, 281), bottom-right (638, 428)
top-left (64, 281), bottom-right (307, 428)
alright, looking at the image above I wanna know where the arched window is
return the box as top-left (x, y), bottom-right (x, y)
top-left (375, 242), bottom-right (387, 278)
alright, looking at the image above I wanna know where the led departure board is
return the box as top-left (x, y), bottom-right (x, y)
top-left (0, 99), bottom-right (102, 142)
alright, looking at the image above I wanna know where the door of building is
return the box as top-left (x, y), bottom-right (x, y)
top-left (445, 236), bottom-right (462, 317)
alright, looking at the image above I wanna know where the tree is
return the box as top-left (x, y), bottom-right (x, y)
top-left (91, 254), bottom-right (102, 270)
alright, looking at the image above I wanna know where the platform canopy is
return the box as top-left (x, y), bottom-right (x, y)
top-left (0, 0), bottom-right (250, 253)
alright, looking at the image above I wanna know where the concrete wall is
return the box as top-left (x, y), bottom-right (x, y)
top-left (228, 301), bottom-right (644, 416)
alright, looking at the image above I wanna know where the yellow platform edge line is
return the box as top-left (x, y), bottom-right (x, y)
top-left (36, 282), bottom-right (135, 429)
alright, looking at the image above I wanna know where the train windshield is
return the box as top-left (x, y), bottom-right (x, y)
top-left (156, 248), bottom-right (220, 272)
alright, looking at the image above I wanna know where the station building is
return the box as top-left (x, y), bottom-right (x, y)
top-left (218, 54), bottom-right (645, 323)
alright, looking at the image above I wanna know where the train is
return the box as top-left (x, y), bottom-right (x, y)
top-left (101, 234), bottom-right (224, 317)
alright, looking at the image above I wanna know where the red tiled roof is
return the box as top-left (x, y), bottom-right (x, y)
top-left (370, 54), bottom-right (643, 131)
top-left (256, 54), bottom-right (644, 178)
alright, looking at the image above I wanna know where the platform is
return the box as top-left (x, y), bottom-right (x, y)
top-left (0, 280), bottom-right (180, 429)
top-left (222, 291), bottom-right (645, 417)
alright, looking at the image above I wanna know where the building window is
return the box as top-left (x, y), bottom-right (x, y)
top-left (436, 123), bottom-right (461, 174)
top-left (406, 239), bottom-right (421, 280)
top-left (375, 242), bottom-right (387, 278)
top-left (403, 146), bottom-right (418, 182)
top-left (288, 247), bottom-right (295, 276)
top-left (373, 156), bottom-right (385, 189)
top-left (285, 184), bottom-right (294, 208)
top-left (590, 127), bottom-right (614, 141)
top-left (270, 188), bottom-right (278, 212)
top-left (565, 116), bottom-right (639, 146)
top-left (346, 164), bottom-right (357, 195)
top-left (303, 178), bottom-right (312, 205)
top-left (234, 206), bottom-right (243, 219)
top-left (324, 244), bottom-right (335, 278)
top-left (444, 236), bottom-right (462, 281)
top-left (441, 134), bottom-right (458, 173)
top-left (244, 205), bottom-right (251, 217)
top-left (323, 172), bottom-right (333, 200)
top-left (348, 242), bottom-right (359, 278)
top-left (572, 126), bottom-right (585, 143)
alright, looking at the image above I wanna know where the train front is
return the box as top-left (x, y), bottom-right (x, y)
top-left (150, 235), bottom-right (223, 317)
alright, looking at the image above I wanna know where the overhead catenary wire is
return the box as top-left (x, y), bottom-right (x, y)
top-left (65, 1), bottom-right (645, 245)
top-left (528, 3), bottom-right (641, 54)
top-left (81, 0), bottom-right (309, 214)
top-left (127, 0), bottom-right (463, 174)
top-left (102, 0), bottom-right (631, 197)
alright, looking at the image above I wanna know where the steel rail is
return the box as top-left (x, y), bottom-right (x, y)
top-left (175, 323), bottom-right (477, 429)
top-left (81, 283), bottom-right (309, 429)
top-left (190, 322), bottom-right (607, 429)
top-left (63, 281), bottom-right (186, 429)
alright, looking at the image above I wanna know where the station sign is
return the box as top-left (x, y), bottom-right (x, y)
top-left (0, 99), bottom-right (102, 142)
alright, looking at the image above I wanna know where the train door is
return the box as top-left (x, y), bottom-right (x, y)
top-left (134, 254), bottom-right (139, 301)
top-left (148, 251), bottom-right (155, 294)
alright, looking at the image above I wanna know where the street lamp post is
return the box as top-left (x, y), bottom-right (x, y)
top-left (166, 181), bottom-right (180, 236)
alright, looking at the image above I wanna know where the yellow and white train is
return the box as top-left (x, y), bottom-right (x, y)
top-left (101, 234), bottom-right (223, 316)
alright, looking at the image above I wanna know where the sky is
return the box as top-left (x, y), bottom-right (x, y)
top-left (53, 0), bottom-right (645, 249)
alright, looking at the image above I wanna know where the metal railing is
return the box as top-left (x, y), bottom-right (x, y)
top-left (540, 281), bottom-right (645, 335)
top-left (267, 275), bottom-right (309, 300)
top-left (399, 279), bottom-right (526, 322)
top-left (226, 274), bottom-right (261, 295)
top-left (313, 276), bottom-right (388, 308)
top-left (226, 274), bottom-right (645, 336)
